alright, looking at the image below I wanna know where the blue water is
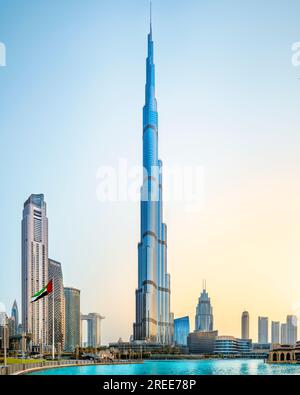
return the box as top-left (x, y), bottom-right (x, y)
top-left (28, 359), bottom-right (300, 375)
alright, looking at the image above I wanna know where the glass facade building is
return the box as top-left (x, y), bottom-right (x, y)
top-left (64, 287), bottom-right (80, 352)
top-left (214, 336), bottom-right (252, 356)
top-left (286, 315), bottom-right (297, 345)
top-left (195, 286), bottom-right (213, 332)
top-left (133, 13), bottom-right (173, 344)
top-left (281, 323), bottom-right (287, 344)
top-left (48, 259), bottom-right (65, 352)
top-left (258, 317), bottom-right (269, 344)
top-left (174, 316), bottom-right (190, 346)
top-left (187, 330), bottom-right (218, 354)
top-left (271, 321), bottom-right (280, 344)
top-left (11, 300), bottom-right (19, 335)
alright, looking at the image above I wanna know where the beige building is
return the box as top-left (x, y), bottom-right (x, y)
top-left (268, 342), bottom-right (300, 364)
top-left (241, 311), bottom-right (249, 339)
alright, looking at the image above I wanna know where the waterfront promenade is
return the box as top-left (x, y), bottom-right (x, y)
top-left (0, 359), bottom-right (141, 376)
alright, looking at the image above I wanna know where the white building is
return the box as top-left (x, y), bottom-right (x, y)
top-left (258, 316), bottom-right (269, 344)
top-left (22, 194), bottom-right (49, 349)
top-left (287, 315), bottom-right (297, 345)
top-left (281, 323), bottom-right (287, 344)
top-left (271, 321), bottom-right (280, 344)
top-left (81, 313), bottom-right (105, 348)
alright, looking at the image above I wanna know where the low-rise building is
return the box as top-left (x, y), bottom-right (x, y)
top-left (109, 339), bottom-right (165, 355)
top-left (187, 330), bottom-right (218, 354)
top-left (174, 316), bottom-right (190, 347)
top-left (268, 342), bottom-right (300, 364)
top-left (214, 336), bottom-right (252, 356)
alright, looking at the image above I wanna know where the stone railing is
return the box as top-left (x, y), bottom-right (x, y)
top-left (0, 359), bottom-right (96, 375)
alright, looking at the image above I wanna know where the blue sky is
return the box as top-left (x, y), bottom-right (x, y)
top-left (1, 0), bottom-right (300, 344)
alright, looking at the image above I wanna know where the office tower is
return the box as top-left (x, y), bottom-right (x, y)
top-left (281, 323), bottom-right (287, 344)
top-left (241, 311), bottom-right (250, 339)
top-left (286, 315), bottom-right (297, 345)
top-left (81, 313), bottom-right (105, 348)
top-left (195, 282), bottom-right (213, 332)
top-left (48, 259), bottom-right (65, 351)
top-left (133, 9), bottom-right (173, 345)
top-left (64, 287), bottom-right (80, 352)
top-left (174, 316), bottom-right (190, 346)
top-left (11, 300), bottom-right (19, 334)
top-left (271, 321), bottom-right (280, 344)
top-left (258, 317), bottom-right (269, 344)
top-left (22, 194), bottom-right (49, 349)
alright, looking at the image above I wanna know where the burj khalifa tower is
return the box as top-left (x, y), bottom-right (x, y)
top-left (133, 6), bottom-right (173, 345)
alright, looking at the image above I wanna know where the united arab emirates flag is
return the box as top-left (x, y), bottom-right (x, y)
top-left (31, 280), bottom-right (53, 303)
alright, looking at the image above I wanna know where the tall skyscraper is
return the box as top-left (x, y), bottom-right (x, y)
top-left (11, 300), bottom-right (19, 335)
top-left (81, 313), bottom-right (105, 348)
top-left (48, 259), bottom-right (65, 351)
top-left (133, 9), bottom-right (173, 345)
top-left (271, 321), bottom-right (280, 344)
top-left (195, 283), bottom-right (213, 332)
top-left (241, 311), bottom-right (249, 339)
top-left (22, 194), bottom-right (49, 349)
top-left (174, 316), bottom-right (190, 346)
top-left (281, 323), bottom-right (287, 344)
top-left (64, 287), bottom-right (80, 352)
top-left (258, 316), bottom-right (269, 344)
top-left (286, 315), bottom-right (297, 345)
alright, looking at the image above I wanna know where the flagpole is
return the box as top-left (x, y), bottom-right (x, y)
top-left (52, 279), bottom-right (55, 360)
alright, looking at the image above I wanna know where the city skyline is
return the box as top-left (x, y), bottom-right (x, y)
top-left (1, 1), bottom-right (300, 345)
top-left (3, 260), bottom-right (297, 346)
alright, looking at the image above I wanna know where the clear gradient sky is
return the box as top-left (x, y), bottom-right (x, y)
top-left (0, 0), bottom-right (300, 345)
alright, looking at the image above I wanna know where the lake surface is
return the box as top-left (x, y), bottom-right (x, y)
top-left (28, 359), bottom-right (300, 375)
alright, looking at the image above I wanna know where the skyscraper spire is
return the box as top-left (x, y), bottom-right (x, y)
top-left (145, 4), bottom-right (156, 113)
top-left (150, 1), bottom-right (152, 36)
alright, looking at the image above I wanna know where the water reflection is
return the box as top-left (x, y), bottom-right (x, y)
top-left (29, 359), bottom-right (300, 375)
